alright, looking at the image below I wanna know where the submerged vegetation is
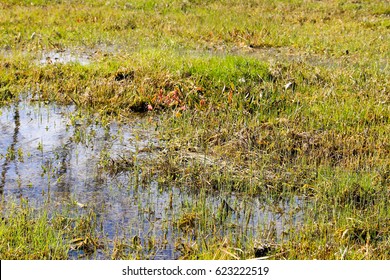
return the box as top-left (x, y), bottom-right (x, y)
top-left (0, 0), bottom-right (389, 259)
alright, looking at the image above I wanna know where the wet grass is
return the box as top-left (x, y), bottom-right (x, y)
top-left (0, 199), bottom-right (104, 259)
top-left (0, 0), bottom-right (389, 259)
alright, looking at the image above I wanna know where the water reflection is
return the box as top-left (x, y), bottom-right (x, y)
top-left (39, 50), bottom-right (91, 65)
top-left (0, 101), bottom-right (20, 193)
top-left (0, 101), bottom-right (304, 259)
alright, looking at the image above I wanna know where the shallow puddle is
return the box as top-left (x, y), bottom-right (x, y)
top-left (39, 49), bottom-right (92, 65)
top-left (0, 101), bottom-right (304, 259)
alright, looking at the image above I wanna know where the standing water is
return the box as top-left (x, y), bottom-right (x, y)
top-left (0, 100), bottom-right (304, 259)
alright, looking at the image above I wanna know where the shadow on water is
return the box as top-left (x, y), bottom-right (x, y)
top-left (0, 100), bottom-right (305, 259)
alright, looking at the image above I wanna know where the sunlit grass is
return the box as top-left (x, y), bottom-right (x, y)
top-left (0, 0), bottom-right (388, 259)
top-left (0, 201), bottom-right (69, 259)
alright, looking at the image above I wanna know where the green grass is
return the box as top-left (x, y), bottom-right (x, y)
top-left (0, 0), bottom-right (389, 259)
top-left (0, 201), bottom-right (68, 259)
top-left (0, 200), bottom-right (106, 259)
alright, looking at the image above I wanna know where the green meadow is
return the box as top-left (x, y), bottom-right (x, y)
top-left (0, 0), bottom-right (389, 259)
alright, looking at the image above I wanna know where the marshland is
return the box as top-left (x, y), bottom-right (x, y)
top-left (0, 0), bottom-right (389, 259)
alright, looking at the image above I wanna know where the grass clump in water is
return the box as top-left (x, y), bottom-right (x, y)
top-left (0, 200), bottom-right (105, 259)
top-left (0, 201), bottom-right (69, 259)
